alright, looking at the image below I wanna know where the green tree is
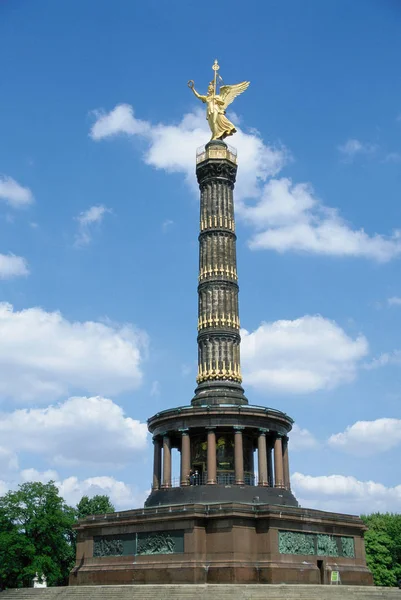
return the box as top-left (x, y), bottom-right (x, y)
top-left (0, 481), bottom-right (76, 589)
top-left (0, 503), bottom-right (35, 590)
top-left (76, 495), bottom-right (115, 519)
top-left (362, 513), bottom-right (401, 587)
top-left (384, 513), bottom-right (401, 581)
top-left (364, 527), bottom-right (397, 587)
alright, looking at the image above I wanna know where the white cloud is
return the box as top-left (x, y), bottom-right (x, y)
top-left (90, 105), bottom-right (401, 262)
top-left (0, 396), bottom-right (148, 467)
top-left (0, 480), bottom-right (9, 496)
top-left (328, 418), bottom-right (401, 456)
top-left (75, 205), bottom-right (111, 247)
top-left (15, 468), bottom-right (146, 510)
top-left (0, 253), bottom-right (29, 278)
top-left (0, 175), bottom-right (34, 208)
top-left (0, 446), bottom-right (19, 474)
top-left (20, 468), bottom-right (58, 484)
top-left (90, 104), bottom-right (150, 140)
top-left (365, 350), bottom-right (401, 370)
top-left (0, 303), bottom-right (146, 402)
top-left (241, 315), bottom-right (368, 394)
top-left (241, 178), bottom-right (401, 262)
top-left (61, 475), bottom-right (149, 510)
top-left (90, 104), bottom-right (287, 199)
top-left (388, 296), bottom-right (401, 306)
top-left (292, 472), bottom-right (401, 514)
top-left (58, 475), bottom-right (146, 509)
top-left (290, 424), bottom-right (319, 450)
top-left (338, 138), bottom-right (377, 162)
top-left (384, 152), bottom-right (401, 164)
top-left (150, 381), bottom-right (160, 397)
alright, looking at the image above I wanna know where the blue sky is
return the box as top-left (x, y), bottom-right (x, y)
top-left (0, 0), bottom-right (400, 514)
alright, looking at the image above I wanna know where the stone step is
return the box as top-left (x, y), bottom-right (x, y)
top-left (1, 585), bottom-right (400, 600)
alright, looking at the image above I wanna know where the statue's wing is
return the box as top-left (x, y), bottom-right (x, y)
top-left (220, 81), bottom-right (250, 109)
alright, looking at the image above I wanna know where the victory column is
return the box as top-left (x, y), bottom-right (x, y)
top-left (71, 62), bottom-right (373, 587)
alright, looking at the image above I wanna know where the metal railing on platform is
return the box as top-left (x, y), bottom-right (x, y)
top-left (196, 144), bottom-right (237, 165)
top-left (165, 473), bottom-right (256, 488)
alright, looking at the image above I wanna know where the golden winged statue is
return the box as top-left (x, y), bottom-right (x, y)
top-left (188, 60), bottom-right (250, 141)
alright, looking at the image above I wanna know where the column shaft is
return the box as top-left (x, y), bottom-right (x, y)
top-left (193, 145), bottom-right (247, 407)
top-left (162, 435), bottom-right (172, 489)
top-left (180, 431), bottom-right (191, 486)
top-left (267, 439), bottom-right (274, 486)
top-left (234, 428), bottom-right (244, 485)
top-left (274, 435), bottom-right (284, 488)
top-left (152, 437), bottom-right (162, 490)
top-left (257, 431), bottom-right (268, 486)
top-left (249, 444), bottom-right (255, 485)
top-left (283, 437), bottom-right (290, 490)
top-left (207, 429), bottom-right (217, 484)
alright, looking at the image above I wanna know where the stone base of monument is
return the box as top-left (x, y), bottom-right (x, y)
top-left (3, 586), bottom-right (401, 600)
top-left (70, 502), bottom-right (373, 586)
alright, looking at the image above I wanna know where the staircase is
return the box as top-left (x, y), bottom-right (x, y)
top-left (1, 585), bottom-right (400, 600)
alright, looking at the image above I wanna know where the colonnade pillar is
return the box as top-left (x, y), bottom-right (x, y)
top-left (162, 435), bottom-right (172, 488)
top-left (152, 437), bottom-right (162, 490)
top-left (274, 435), bottom-right (284, 488)
top-left (180, 429), bottom-right (191, 486)
top-left (153, 428), bottom-right (291, 491)
top-left (257, 429), bottom-right (268, 486)
top-left (207, 428), bottom-right (217, 484)
top-left (234, 427), bottom-right (244, 485)
top-left (249, 442), bottom-right (254, 483)
top-left (283, 436), bottom-right (291, 490)
top-left (267, 440), bottom-right (274, 486)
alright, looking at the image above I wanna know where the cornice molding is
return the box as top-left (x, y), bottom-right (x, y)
top-left (196, 160), bottom-right (237, 186)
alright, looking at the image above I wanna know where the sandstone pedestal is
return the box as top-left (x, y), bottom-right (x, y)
top-left (70, 502), bottom-right (372, 586)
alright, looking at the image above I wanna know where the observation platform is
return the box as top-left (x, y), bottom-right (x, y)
top-left (145, 403), bottom-right (297, 508)
top-left (196, 141), bottom-right (237, 164)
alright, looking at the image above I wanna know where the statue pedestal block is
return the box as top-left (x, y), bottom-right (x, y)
top-left (70, 502), bottom-right (373, 586)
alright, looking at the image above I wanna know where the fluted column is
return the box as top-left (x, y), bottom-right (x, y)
top-left (162, 435), bottom-right (172, 489)
top-left (249, 443), bottom-right (255, 485)
top-left (152, 437), bottom-right (162, 490)
top-left (283, 436), bottom-right (290, 490)
top-left (234, 427), bottom-right (244, 485)
top-left (257, 430), bottom-right (268, 486)
top-left (193, 142), bottom-right (247, 407)
top-left (267, 438), bottom-right (274, 486)
top-left (207, 428), bottom-right (217, 484)
top-left (180, 430), bottom-right (191, 486)
top-left (274, 435), bottom-right (284, 488)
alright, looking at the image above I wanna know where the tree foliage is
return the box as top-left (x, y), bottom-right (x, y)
top-left (0, 482), bottom-right (76, 589)
top-left (76, 494), bottom-right (115, 520)
top-left (362, 513), bottom-right (401, 587)
top-left (0, 483), bottom-right (116, 590)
